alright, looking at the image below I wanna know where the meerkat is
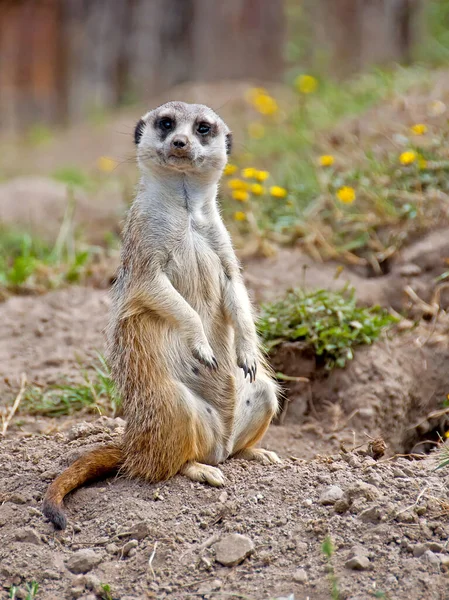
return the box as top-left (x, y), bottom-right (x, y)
top-left (43, 102), bottom-right (280, 529)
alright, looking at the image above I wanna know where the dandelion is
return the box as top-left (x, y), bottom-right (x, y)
top-left (270, 186), bottom-right (288, 198)
top-left (411, 124), bottom-right (427, 135)
top-left (224, 163), bottom-right (238, 176)
top-left (97, 156), bottom-right (117, 172)
top-left (247, 122), bottom-right (265, 139)
top-left (336, 186), bottom-right (356, 204)
top-left (318, 155), bottom-right (335, 167)
top-left (234, 211), bottom-right (246, 221)
top-left (242, 167), bottom-right (257, 179)
top-left (255, 170), bottom-right (269, 182)
top-left (295, 74), bottom-right (318, 95)
top-left (253, 93), bottom-right (278, 116)
top-left (228, 178), bottom-right (248, 190)
top-left (250, 183), bottom-right (264, 196)
top-left (399, 151), bottom-right (417, 166)
top-left (232, 190), bottom-right (249, 202)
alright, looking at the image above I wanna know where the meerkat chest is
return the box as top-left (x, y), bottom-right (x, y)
top-left (165, 216), bottom-right (224, 307)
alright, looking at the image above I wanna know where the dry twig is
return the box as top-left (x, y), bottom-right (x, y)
top-left (1, 373), bottom-right (26, 436)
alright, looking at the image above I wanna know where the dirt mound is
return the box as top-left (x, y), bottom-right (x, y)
top-left (1, 419), bottom-right (448, 600)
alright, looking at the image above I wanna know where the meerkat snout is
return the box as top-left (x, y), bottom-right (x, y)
top-left (135, 101), bottom-right (233, 175)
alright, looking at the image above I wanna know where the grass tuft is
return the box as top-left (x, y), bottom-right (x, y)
top-left (258, 287), bottom-right (397, 369)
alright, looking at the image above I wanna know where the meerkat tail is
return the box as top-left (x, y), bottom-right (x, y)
top-left (42, 445), bottom-right (122, 530)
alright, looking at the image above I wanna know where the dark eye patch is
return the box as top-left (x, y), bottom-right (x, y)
top-left (158, 117), bottom-right (174, 131)
top-left (197, 122), bottom-right (211, 135)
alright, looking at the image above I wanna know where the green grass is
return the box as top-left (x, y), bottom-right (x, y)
top-left (9, 582), bottom-right (39, 600)
top-left (258, 287), bottom-right (397, 369)
top-left (20, 355), bottom-right (120, 417)
top-left (322, 536), bottom-right (340, 600)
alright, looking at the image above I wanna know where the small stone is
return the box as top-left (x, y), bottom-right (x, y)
top-left (67, 422), bottom-right (97, 441)
top-left (66, 549), bottom-right (102, 574)
top-left (130, 521), bottom-right (152, 540)
top-left (274, 595), bottom-right (295, 600)
top-left (319, 485), bottom-right (344, 505)
top-left (426, 542), bottom-right (444, 552)
top-left (106, 543), bottom-right (119, 554)
top-left (359, 505), bottom-right (382, 524)
top-left (398, 263), bottom-right (422, 277)
top-left (421, 550), bottom-right (440, 565)
top-left (121, 540), bottom-right (138, 557)
top-left (296, 541), bottom-right (308, 555)
top-left (128, 547), bottom-right (137, 557)
top-left (83, 574), bottom-right (102, 594)
top-left (293, 568), bottom-right (308, 583)
top-left (219, 491), bottom-right (228, 503)
top-left (345, 556), bottom-right (370, 570)
top-left (42, 569), bottom-right (60, 580)
top-left (14, 528), bottom-right (41, 545)
top-left (334, 498), bottom-right (350, 514)
top-left (214, 533), bottom-right (254, 567)
top-left (9, 493), bottom-right (27, 505)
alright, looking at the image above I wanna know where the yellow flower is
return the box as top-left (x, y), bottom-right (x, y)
top-left (250, 183), bottom-right (264, 196)
top-left (399, 151), bottom-right (417, 165)
top-left (270, 186), bottom-right (288, 198)
top-left (253, 94), bottom-right (278, 116)
top-left (318, 155), bottom-right (335, 167)
top-left (228, 178), bottom-right (248, 190)
top-left (234, 211), bottom-right (247, 221)
top-left (336, 186), bottom-right (356, 204)
top-left (255, 170), bottom-right (269, 181)
top-left (242, 167), bottom-right (257, 179)
top-left (295, 74), bottom-right (318, 95)
top-left (97, 156), bottom-right (117, 172)
top-left (232, 190), bottom-right (249, 202)
top-left (247, 122), bottom-right (265, 139)
top-left (224, 163), bottom-right (238, 176)
top-left (411, 124), bottom-right (427, 135)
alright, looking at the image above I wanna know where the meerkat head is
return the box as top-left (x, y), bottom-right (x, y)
top-left (134, 101), bottom-right (232, 177)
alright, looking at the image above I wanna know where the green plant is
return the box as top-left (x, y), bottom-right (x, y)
top-left (322, 536), bottom-right (340, 600)
top-left (20, 355), bottom-right (120, 417)
top-left (435, 440), bottom-right (449, 470)
top-left (258, 287), bottom-right (397, 369)
top-left (9, 582), bottom-right (39, 600)
top-left (100, 583), bottom-right (113, 600)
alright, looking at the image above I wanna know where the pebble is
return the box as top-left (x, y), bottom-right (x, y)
top-left (214, 533), bottom-right (254, 567)
top-left (274, 595), bottom-right (295, 600)
top-left (319, 485), bottom-right (344, 505)
top-left (14, 528), bottom-right (41, 545)
top-left (439, 555), bottom-right (449, 567)
top-left (67, 422), bottom-right (97, 441)
top-left (130, 521), bottom-right (152, 540)
top-left (296, 541), bottom-right (308, 555)
top-left (66, 549), bottom-right (102, 574)
top-left (421, 550), bottom-right (440, 565)
top-left (359, 505), bottom-right (383, 523)
top-left (345, 555), bottom-right (370, 571)
top-left (106, 543), bottom-right (119, 554)
top-left (121, 540), bottom-right (138, 557)
top-left (292, 568), bottom-right (308, 583)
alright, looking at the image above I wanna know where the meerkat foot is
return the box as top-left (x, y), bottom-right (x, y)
top-left (181, 462), bottom-right (225, 487)
top-left (234, 447), bottom-right (282, 465)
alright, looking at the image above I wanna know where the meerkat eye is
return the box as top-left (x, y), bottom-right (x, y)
top-left (197, 122), bottom-right (211, 135)
top-left (159, 118), bottom-right (174, 131)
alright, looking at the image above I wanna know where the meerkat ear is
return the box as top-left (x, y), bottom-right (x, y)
top-left (225, 132), bottom-right (233, 155)
top-left (134, 118), bottom-right (146, 145)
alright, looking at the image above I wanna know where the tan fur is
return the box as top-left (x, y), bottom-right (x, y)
top-left (43, 102), bottom-right (280, 529)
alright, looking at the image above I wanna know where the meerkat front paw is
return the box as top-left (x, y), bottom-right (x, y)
top-left (191, 340), bottom-right (218, 370)
top-left (234, 447), bottom-right (282, 465)
top-left (236, 343), bottom-right (258, 383)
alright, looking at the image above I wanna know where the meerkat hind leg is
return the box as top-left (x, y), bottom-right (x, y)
top-left (231, 376), bottom-right (281, 464)
top-left (180, 461), bottom-right (225, 486)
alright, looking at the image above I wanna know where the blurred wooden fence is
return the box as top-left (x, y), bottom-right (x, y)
top-left (0, 0), bottom-right (285, 134)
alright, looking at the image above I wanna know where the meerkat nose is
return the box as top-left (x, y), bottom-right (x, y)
top-left (172, 135), bottom-right (189, 149)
